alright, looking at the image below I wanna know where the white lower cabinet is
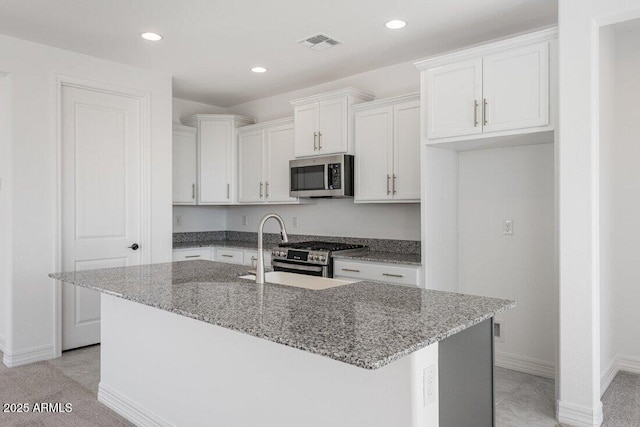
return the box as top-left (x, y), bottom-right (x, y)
top-left (333, 259), bottom-right (420, 287)
top-left (172, 248), bottom-right (212, 261)
top-left (214, 248), bottom-right (244, 264)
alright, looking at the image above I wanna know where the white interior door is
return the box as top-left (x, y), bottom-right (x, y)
top-left (61, 84), bottom-right (143, 351)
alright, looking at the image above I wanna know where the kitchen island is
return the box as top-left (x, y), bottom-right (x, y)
top-left (51, 260), bottom-right (514, 427)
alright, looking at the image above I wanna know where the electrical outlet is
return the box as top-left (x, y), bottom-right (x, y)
top-left (241, 215), bottom-right (248, 226)
top-left (175, 215), bottom-right (182, 228)
top-left (494, 319), bottom-right (505, 343)
top-left (423, 365), bottom-right (436, 406)
top-left (292, 217), bottom-right (298, 228)
top-left (503, 220), bottom-right (513, 236)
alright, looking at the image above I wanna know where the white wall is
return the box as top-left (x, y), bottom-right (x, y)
top-left (600, 24), bottom-right (640, 378)
top-left (0, 73), bottom-right (11, 352)
top-left (598, 26), bottom-right (617, 382)
top-left (226, 60), bottom-right (419, 123)
top-left (458, 144), bottom-right (556, 370)
top-left (558, 1), bottom-right (640, 424)
top-left (0, 33), bottom-right (172, 365)
top-left (173, 206), bottom-right (227, 233)
top-left (172, 98), bottom-right (226, 124)
top-left (226, 199), bottom-right (421, 240)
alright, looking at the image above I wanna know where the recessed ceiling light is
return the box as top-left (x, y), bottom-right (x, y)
top-left (251, 66), bottom-right (267, 73)
top-left (140, 32), bottom-right (163, 41)
top-left (385, 20), bottom-right (407, 30)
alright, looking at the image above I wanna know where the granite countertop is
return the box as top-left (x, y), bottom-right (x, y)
top-left (332, 252), bottom-right (421, 266)
top-left (50, 260), bottom-right (514, 370)
top-left (174, 241), bottom-right (421, 265)
top-left (173, 240), bottom-right (275, 251)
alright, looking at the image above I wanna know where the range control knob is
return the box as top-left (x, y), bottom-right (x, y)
top-left (319, 256), bottom-right (326, 262)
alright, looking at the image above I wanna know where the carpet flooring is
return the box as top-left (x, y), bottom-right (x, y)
top-left (0, 350), bottom-right (131, 426)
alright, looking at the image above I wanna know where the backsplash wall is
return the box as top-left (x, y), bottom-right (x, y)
top-left (226, 199), bottom-right (421, 240)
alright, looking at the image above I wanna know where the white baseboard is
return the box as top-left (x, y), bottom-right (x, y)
top-left (0, 335), bottom-right (5, 353)
top-left (2, 344), bottom-right (54, 367)
top-left (495, 351), bottom-right (555, 379)
top-left (98, 382), bottom-right (173, 427)
top-left (601, 353), bottom-right (640, 396)
top-left (557, 400), bottom-right (603, 427)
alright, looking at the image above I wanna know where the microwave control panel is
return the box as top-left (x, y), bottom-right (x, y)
top-left (328, 163), bottom-right (341, 189)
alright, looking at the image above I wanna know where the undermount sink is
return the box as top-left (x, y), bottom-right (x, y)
top-left (239, 271), bottom-right (358, 290)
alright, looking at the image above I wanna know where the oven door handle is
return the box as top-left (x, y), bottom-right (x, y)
top-left (272, 260), bottom-right (325, 273)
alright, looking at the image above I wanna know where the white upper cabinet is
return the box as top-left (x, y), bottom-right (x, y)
top-left (237, 118), bottom-right (299, 205)
top-left (291, 88), bottom-right (374, 158)
top-left (354, 94), bottom-right (420, 203)
top-left (426, 58), bottom-right (483, 140)
top-left (184, 114), bottom-right (254, 205)
top-left (172, 124), bottom-right (197, 205)
top-left (417, 28), bottom-right (555, 146)
top-left (482, 43), bottom-right (549, 133)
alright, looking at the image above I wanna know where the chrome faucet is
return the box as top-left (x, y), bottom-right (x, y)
top-left (256, 213), bottom-right (289, 284)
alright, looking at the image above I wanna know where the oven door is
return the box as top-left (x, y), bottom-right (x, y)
top-left (271, 259), bottom-right (329, 277)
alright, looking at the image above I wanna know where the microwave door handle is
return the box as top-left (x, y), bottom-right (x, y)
top-left (324, 164), bottom-right (330, 190)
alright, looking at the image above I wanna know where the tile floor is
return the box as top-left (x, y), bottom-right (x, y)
top-left (2, 346), bottom-right (640, 426)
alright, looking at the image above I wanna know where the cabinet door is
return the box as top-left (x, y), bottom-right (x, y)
top-left (265, 123), bottom-right (297, 203)
top-left (393, 100), bottom-right (421, 201)
top-left (172, 128), bottom-right (197, 205)
top-left (318, 97), bottom-right (348, 154)
top-left (426, 58), bottom-right (482, 140)
top-left (238, 129), bottom-right (265, 203)
top-left (199, 120), bottom-right (232, 203)
top-left (482, 42), bottom-right (549, 133)
top-left (354, 106), bottom-right (393, 202)
top-left (294, 104), bottom-right (319, 157)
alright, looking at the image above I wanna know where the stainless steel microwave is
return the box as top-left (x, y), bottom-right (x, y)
top-left (289, 154), bottom-right (354, 198)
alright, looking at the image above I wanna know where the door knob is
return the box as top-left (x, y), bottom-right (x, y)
top-left (128, 243), bottom-right (140, 251)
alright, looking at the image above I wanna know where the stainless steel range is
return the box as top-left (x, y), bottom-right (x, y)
top-left (271, 241), bottom-right (368, 277)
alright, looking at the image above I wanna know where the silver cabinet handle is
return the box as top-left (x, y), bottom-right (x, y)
top-left (313, 132), bottom-right (318, 150)
top-left (382, 273), bottom-right (404, 278)
top-left (387, 174), bottom-right (391, 195)
top-left (185, 255), bottom-right (201, 259)
top-left (393, 174), bottom-right (397, 195)
top-left (318, 132), bottom-right (322, 150)
top-left (259, 182), bottom-right (263, 198)
top-left (483, 98), bottom-right (488, 125)
top-left (474, 100), bottom-right (479, 127)
top-left (192, 183), bottom-right (195, 199)
top-left (227, 183), bottom-right (230, 199)
top-left (221, 254), bottom-right (234, 258)
top-left (265, 182), bottom-right (269, 198)
top-left (341, 268), bottom-right (361, 273)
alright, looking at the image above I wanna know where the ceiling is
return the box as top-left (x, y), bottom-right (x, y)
top-left (0, 0), bottom-right (557, 107)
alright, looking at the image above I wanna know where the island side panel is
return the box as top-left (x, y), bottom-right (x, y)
top-left (98, 294), bottom-right (439, 427)
top-left (438, 318), bottom-right (494, 427)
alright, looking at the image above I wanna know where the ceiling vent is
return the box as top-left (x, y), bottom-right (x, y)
top-left (297, 33), bottom-right (341, 51)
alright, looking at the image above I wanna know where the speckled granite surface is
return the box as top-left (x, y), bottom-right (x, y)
top-left (173, 240), bottom-right (280, 251)
top-left (333, 251), bottom-right (422, 266)
top-left (50, 260), bottom-right (513, 370)
top-left (174, 231), bottom-right (421, 255)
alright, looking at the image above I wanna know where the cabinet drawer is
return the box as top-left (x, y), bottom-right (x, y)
top-left (214, 248), bottom-right (244, 264)
top-left (243, 250), bottom-right (272, 269)
top-left (334, 259), bottom-right (420, 287)
top-left (172, 248), bottom-right (211, 261)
